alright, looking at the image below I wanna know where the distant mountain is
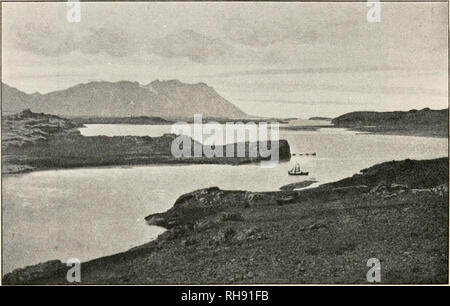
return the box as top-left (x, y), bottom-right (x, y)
top-left (1, 80), bottom-right (247, 119)
top-left (2, 84), bottom-right (33, 113)
top-left (332, 108), bottom-right (448, 137)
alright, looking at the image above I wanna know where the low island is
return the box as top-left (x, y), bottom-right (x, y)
top-left (332, 108), bottom-right (449, 138)
top-left (2, 110), bottom-right (291, 174)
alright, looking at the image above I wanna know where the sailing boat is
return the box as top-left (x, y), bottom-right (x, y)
top-left (288, 162), bottom-right (309, 176)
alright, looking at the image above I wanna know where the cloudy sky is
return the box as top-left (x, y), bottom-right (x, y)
top-left (2, 2), bottom-right (448, 118)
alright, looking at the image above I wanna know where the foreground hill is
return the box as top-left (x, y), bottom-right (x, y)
top-left (3, 157), bottom-right (448, 284)
top-left (1, 80), bottom-right (247, 119)
top-left (332, 108), bottom-right (448, 137)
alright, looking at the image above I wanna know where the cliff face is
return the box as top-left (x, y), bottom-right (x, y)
top-left (2, 80), bottom-right (248, 119)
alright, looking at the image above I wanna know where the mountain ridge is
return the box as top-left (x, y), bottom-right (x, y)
top-left (1, 80), bottom-right (247, 119)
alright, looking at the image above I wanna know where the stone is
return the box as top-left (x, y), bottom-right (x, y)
top-left (211, 227), bottom-right (236, 244)
top-left (234, 227), bottom-right (267, 242)
top-left (216, 212), bottom-right (245, 222)
top-left (3, 260), bottom-right (65, 285)
top-left (194, 219), bottom-right (219, 232)
top-left (308, 223), bottom-right (328, 231)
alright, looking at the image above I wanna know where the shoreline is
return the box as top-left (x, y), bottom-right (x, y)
top-left (347, 128), bottom-right (448, 139)
top-left (2, 158), bottom-right (292, 176)
top-left (3, 157), bottom-right (448, 284)
top-left (2, 159), bottom-right (293, 177)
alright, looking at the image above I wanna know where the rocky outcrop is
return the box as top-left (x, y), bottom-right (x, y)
top-left (145, 187), bottom-right (249, 229)
top-left (2, 109), bottom-right (83, 149)
top-left (210, 226), bottom-right (267, 246)
top-left (3, 260), bottom-right (65, 285)
top-left (322, 158), bottom-right (449, 190)
top-left (280, 180), bottom-right (318, 191)
top-left (369, 183), bottom-right (448, 199)
top-left (370, 183), bottom-right (409, 199)
top-left (411, 184), bottom-right (449, 198)
top-left (145, 186), bottom-right (302, 230)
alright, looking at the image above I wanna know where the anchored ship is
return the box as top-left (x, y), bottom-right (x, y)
top-left (288, 162), bottom-right (309, 176)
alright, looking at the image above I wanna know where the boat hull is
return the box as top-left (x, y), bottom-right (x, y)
top-left (288, 171), bottom-right (309, 176)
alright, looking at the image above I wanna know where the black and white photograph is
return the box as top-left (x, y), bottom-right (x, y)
top-left (1, 1), bottom-right (448, 288)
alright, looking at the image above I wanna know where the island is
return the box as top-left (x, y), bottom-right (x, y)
top-left (2, 110), bottom-right (291, 174)
top-left (332, 108), bottom-right (448, 138)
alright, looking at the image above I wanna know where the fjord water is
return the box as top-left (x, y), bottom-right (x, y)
top-left (2, 125), bottom-right (447, 274)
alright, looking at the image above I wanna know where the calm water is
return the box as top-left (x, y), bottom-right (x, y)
top-left (2, 125), bottom-right (447, 274)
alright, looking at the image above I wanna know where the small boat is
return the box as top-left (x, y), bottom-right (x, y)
top-left (288, 162), bottom-right (309, 176)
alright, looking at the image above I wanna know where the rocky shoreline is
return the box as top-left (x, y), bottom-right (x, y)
top-left (3, 157), bottom-right (448, 284)
top-left (279, 180), bottom-right (318, 191)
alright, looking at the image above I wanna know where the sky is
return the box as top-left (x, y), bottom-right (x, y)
top-left (2, 2), bottom-right (448, 118)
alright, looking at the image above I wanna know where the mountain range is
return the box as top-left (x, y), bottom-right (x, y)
top-left (1, 80), bottom-right (247, 119)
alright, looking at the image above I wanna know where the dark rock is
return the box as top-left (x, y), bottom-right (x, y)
top-left (210, 228), bottom-right (236, 244)
top-left (216, 212), bottom-right (245, 222)
top-left (308, 223), bottom-right (328, 231)
top-left (332, 185), bottom-right (369, 192)
top-left (145, 215), bottom-right (168, 227)
top-left (280, 180), bottom-right (318, 191)
top-left (411, 184), bottom-right (449, 197)
top-left (234, 227), bottom-right (267, 242)
top-left (181, 237), bottom-right (197, 247)
top-left (370, 183), bottom-right (409, 199)
top-left (276, 195), bottom-right (299, 206)
top-left (3, 260), bottom-right (65, 284)
top-left (145, 187), bottom-right (249, 229)
top-left (194, 219), bottom-right (219, 232)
